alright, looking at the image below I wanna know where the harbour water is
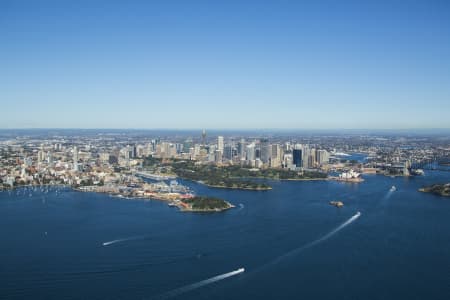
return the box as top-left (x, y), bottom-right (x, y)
top-left (1, 171), bottom-right (450, 299)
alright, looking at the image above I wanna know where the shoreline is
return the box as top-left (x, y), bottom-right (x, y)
top-left (204, 183), bottom-right (272, 191)
top-left (75, 187), bottom-right (234, 212)
top-left (1, 183), bottom-right (69, 190)
top-left (228, 175), bottom-right (328, 182)
top-left (282, 178), bottom-right (329, 181)
top-left (179, 202), bottom-right (235, 212)
top-left (328, 176), bottom-right (364, 183)
top-left (2, 183), bottom-right (234, 212)
top-left (418, 183), bottom-right (450, 197)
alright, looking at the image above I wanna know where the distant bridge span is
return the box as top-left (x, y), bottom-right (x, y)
top-left (410, 155), bottom-right (450, 171)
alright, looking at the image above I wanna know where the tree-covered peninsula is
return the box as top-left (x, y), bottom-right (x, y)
top-left (142, 157), bottom-right (328, 190)
top-left (419, 183), bottom-right (450, 197)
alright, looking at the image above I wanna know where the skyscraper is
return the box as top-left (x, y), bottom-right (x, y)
top-left (38, 150), bottom-right (45, 163)
top-left (271, 144), bottom-right (282, 167)
top-left (293, 148), bottom-right (302, 168)
top-left (301, 145), bottom-right (310, 169)
top-left (317, 149), bottom-right (330, 165)
top-left (260, 139), bottom-right (272, 164)
top-left (201, 129), bottom-right (206, 147)
top-left (223, 145), bottom-right (233, 160)
top-left (73, 146), bottom-right (79, 171)
top-left (238, 138), bottom-right (246, 159)
top-left (214, 149), bottom-right (223, 163)
top-left (217, 136), bottom-right (224, 153)
top-left (309, 148), bottom-right (316, 168)
top-left (246, 143), bottom-right (255, 161)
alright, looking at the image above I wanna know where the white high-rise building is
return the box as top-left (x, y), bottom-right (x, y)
top-left (317, 149), bottom-right (330, 165)
top-left (271, 144), bottom-right (282, 167)
top-left (73, 146), bottom-right (79, 171)
top-left (194, 144), bottom-right (201, 156)
top-left (217, 136), bottom-right (224, 153)
top-left (246, 143), bottom-right (255, 161)
top-left (214, 149), bottom-right (223, 163)
top-left (238, 138), bottom-right (246, 159)
top-left (38, 150), bottom-right (45, 163)
top-left (302, 145), bottom-right (310, 169)
top-left (47, 151), bottom-right (53, 164)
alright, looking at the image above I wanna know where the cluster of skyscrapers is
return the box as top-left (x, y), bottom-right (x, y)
top-left (27, 131), bottom-right (331, 172)
top-left (141, 132), bottom-right (331, 170)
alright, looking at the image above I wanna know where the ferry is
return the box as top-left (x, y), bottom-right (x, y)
top-left (330, 201), bottom-right (344, 208)
top-left (411, 169), bottom-right (425, 176)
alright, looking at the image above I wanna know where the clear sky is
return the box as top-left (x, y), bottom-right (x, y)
top-left (1, 0), bottom-right (450, 129)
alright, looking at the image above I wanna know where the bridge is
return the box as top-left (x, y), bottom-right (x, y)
top-left (410, 156), bottom-right (450, 171)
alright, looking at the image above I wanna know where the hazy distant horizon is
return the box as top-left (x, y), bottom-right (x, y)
top-left (1, 127), bottom-right (449, 136)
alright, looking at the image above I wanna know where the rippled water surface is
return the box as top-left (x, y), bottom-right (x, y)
top-left (1, 171), bottom-right (450, 300)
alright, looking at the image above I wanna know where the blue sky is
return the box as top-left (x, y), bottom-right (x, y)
top-left (1, 0), bottom-right (450, 129)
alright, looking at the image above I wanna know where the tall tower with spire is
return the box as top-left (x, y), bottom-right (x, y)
top-left (201, 129), bottom-right (206, 147)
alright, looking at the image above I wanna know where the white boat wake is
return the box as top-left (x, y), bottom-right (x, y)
top-left (383, 190), bottom-right (393, 200)
top-left (102, 236), bottom-right (144, 246)
top-left (381, 186), bottom-right (396, 204)
top-left (155, 268), bottom-right (245, 299)
top-left (267, 212), bottom-right (361, 266)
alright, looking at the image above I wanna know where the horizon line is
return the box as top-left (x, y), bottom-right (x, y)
top-left (1, 127), bottom-right (450, 131)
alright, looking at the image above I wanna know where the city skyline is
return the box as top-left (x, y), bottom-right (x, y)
top-left (2, 0), bottom-right (450, 129)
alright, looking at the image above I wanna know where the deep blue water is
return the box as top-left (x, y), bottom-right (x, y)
top-left (1, 172), bottom-right (450, 300)
top-left (334, 152), bottom-right (368, 162)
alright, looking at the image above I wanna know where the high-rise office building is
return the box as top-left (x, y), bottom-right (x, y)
top-left (38, 150), bottom-right (45, 163)
top-left (223, 145), bottom-right (233, 160)
top-left (238, 138), bottom-right (246, 159)
top-left (316, 149), bottom-right (330, 165)
top-left (293, 149), bottom-right (302, 168)
top-left (270, 144), bottom-right (282, 167)
top-left (136, 145), bottom-right (145, 157)
top-left (194, 144), bottom-right (201, 156)
top-left (301, 145), bottom-right (310, 169)
top-left (260, 139), bottom-right (272, 164)
top-left (309, 148), bottom-right (317, 168)
top-left (201, 130), bottom-right (207, 147)
top-left (246, 143), bottom-right (255, 161)
top-left (214, 149), bottom-right (223, 163)
top-left (217, 136), bottom-right (224, 152)
top-left (183, 138), bottom-right (193, 153)
top-left (73, 146), bottom-right (79, 171)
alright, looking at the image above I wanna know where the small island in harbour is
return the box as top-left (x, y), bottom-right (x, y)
top-left (419, 183), bottom-right (450, 197)
top-left (176, 196), bottom-right (234, 212)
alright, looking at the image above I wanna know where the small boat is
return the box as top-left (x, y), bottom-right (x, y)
top-left (390, 186), bottom-right (396, 192)
top-left (330, 201), bottom-right (344, 208)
